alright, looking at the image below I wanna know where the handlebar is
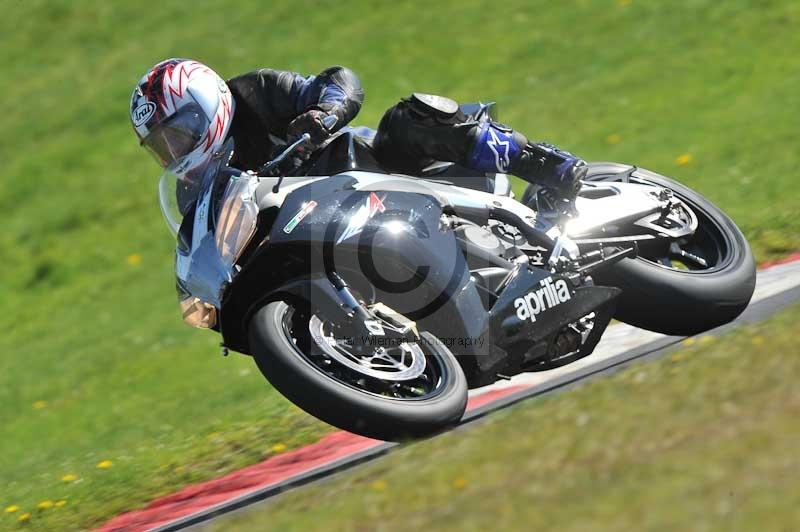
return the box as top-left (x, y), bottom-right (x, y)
top-left (257, 133), bottom-right (312, 177)
top-left (256, 114), bottom-right (339, 178)
top-left (256, 115), bottom-right (339, 193)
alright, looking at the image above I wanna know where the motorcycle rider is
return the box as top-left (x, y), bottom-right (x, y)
top-left (130, 58), bottom-right (586, 207)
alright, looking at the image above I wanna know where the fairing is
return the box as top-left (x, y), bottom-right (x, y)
top-left (165, 142), bottom-right (261, 327)
top-left (218, 176), bottom-right (491, 368)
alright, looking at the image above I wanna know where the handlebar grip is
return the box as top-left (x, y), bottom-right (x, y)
top-left (322, 114), bottom-right (338, 130)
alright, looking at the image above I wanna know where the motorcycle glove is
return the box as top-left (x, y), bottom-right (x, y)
top-left (287, 109), bottom-right (333, 147)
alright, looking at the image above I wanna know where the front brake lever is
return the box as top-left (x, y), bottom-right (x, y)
top-left (256, 133), bottom-right (312, 192)
top-left (257, 115), bottom-right (338, 192)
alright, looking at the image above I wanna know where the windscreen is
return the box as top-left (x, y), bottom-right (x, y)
top-left (158, 169), bottom-right (202, 236)
top-left (157, 139), bottom-right (234, 237)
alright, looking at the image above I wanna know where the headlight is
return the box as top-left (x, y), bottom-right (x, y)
top-left (215, 174), bottom-right (259, 268)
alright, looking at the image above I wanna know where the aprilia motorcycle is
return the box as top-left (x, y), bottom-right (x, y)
top-left (162, 104), bottom-right (755, 441)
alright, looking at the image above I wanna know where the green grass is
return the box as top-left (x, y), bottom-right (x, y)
top-left (210, 303), bottom-right (800, 532)
top-left (0, 0), bottom-right (798, 529)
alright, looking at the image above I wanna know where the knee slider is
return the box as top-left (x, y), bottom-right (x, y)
top-left (407, 93), bottom-right (460, 119)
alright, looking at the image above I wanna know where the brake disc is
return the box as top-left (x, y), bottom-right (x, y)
top-left (308, 315), bottom-right (427, 381)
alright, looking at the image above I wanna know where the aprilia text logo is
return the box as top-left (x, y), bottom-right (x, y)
top-left (514, 277), bottom-right (572, 322)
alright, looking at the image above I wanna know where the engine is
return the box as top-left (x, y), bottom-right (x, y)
top-left (449, 218), bottom-right (548, 310)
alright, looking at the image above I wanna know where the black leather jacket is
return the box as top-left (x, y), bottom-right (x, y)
top-left (226, 66), bottom-right (364, 170)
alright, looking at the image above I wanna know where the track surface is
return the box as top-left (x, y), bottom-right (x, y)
top-left (96, 256), bottom-right (800, 532)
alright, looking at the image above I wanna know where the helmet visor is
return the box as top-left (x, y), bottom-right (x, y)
top-left (142, 103), bottom-right (209, 168)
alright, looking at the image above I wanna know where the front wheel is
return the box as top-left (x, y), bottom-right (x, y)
top-left (249, 301), bottom-right (468, 441)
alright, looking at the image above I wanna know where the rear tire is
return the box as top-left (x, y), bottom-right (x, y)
top-left (583, 163), bottom-right (756, 335)
top-left (249, 301), bottom-right (468, 441)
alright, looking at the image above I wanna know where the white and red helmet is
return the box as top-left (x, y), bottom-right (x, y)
top-left (130, 58), bottom-right (234, 177)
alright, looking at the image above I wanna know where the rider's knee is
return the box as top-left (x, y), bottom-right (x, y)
top-left (374, 93), bottom-right (477, 173)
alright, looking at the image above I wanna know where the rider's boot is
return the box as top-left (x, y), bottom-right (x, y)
top-left (467, 121), bottom-right (587, 198)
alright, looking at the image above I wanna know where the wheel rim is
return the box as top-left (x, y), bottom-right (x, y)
top-left (280, 306), bottom-right (450, 401)
top-left (596, 174), bottom-right (736, 274)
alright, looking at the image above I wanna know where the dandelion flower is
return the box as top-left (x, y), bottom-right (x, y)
top-left (682, 337), bottom-right (696, 347)
top-left (18, 512), bottom-right (31, 522)
top-left (32, 400), bottom-right (48, 410)
top-left (37, 501), bottom-right (53, 510)
top-left (606, 134), bottom-right (621, 145)
top-left (270, 443), bottom-right (287, 453)
top-left (55, 500), bottom-right (67, 508)
top-left (675, 154), bottom-right (693, 166)
top-left (96, 460), bottom-right (113, 469)
top-left (126, 253), bottom-right (143, 266)
top-left (698, 335), bottom-right (715, 345)
top-left (453, 477), bottom-right (468, 489)
top-left (61, 473), bottom-right (78, 482)
top-left (370, 479), bottom-right (388, 490)
top-left (4, 505), bottom-right (19, 513)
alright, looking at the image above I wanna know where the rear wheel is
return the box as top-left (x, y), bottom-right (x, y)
top-left (249, 300), bottom-right (468, 441)
top-left (582, 163), bottom-right (756, 335)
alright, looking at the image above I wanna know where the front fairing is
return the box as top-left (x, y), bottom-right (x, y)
top-left (165, 142), bottom-right (260, 328)
top-left (219, 173), bottom-right (489, 360)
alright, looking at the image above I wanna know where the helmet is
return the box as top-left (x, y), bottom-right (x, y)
top-left (130, 58), bottom-right (235, 177)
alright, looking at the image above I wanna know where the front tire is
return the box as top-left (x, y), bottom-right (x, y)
top-left (249, 301), bottom-right (468, 441)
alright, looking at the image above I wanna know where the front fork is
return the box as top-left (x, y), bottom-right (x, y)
top-left (327, 271), bottom-right (418, 345)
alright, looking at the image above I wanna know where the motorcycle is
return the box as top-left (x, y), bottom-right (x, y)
top-left (160, 104), bottom-right (755, 441)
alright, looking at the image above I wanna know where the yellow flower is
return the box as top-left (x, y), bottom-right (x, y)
top-left (670, 353), bottom-right (685, 363)
top-left (682, 337), bottom-right (696, 347)
top-left (37, 500), bottom-right (53, 510)
top-left (675, 154), bottom-right (693, 166)
top-left (698, 335), bottom-right (715, 345)
top-left (370, 479), bottom-right (388, 490)
top-left (96, 460), bottom-right (113, 469)
top-left (61, 473), bottom-right (78, 482)
top-left (270, 443), bottom-right (287, 453)
top-left (4, 505), bottom-right (19, 513)
top-left (606, 133), bottom-right (621, 145)
top-left (126, 253), bottom-right (143, 266)
top-left (18, 512), bottom-right (31, 522)
top-left (751, 336), bottom-right (765, 345)
top-left (32, 400), bottom-right (48, 410)
top-left (452, 477), bottom-right (468, 489)
top-left (55, 500), bottom-right (67, 508)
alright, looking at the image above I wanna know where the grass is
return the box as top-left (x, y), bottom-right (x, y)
top-left (210, 303), bottom-right (800, 532)
top-left (0, 0), bottom-right (798, 529)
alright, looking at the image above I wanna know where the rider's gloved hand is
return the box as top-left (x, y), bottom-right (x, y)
top-left (287, 109), bottom-right (334, 147)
